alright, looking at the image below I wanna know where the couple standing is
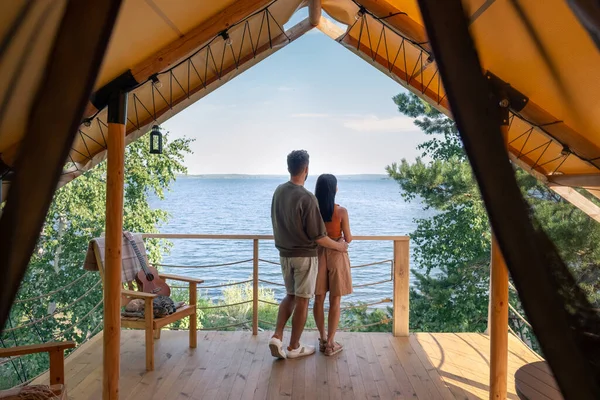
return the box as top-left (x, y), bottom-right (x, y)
top-left (269, 150), bottom-right (353, 359)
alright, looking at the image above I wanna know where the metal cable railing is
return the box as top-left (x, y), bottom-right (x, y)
top-left (199, 320), bottom-right (250, 331)
top-left (257, 278), bottom-right (285, 287)
top-left (3, 280), bottom-right (102, 333)
top-left (13, 272), bottom-right (94, 304)
top-left (155, 259), bottom-right (252, 269)
top-left (171, 279), bottom-right (253, 290)
top-left (351, 259), bottom-right (393, 269)
top-left (140, 233), bottom-right (409, 335)
top-left (352, 279), bottom-right (392, 288)
top-left (197, 300), bottom-right (251, 310)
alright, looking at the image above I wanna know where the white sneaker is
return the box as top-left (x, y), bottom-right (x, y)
top-left (286, 343), bottom-right (316, 359)
top-left (268, 337), bottom-right (286, 359)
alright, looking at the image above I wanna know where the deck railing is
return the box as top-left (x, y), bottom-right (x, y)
top-left (142, 234), bottom-right (410, 337)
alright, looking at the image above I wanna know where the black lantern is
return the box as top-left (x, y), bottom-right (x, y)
top-left (150, 125), bottom-right (163, 154)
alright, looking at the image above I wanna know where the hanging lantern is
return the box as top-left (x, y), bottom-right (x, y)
top-left (150, 125), bottom-right (163, 154)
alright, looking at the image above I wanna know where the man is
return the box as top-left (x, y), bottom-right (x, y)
top-left (269, 150), bottom-right (348, 359)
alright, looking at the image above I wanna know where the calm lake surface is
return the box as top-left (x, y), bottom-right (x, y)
top-left (149, 175), bottom-right (435, 304)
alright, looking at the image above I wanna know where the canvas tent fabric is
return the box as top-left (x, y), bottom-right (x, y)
top-left (2, 0), bottom-right (600, 201)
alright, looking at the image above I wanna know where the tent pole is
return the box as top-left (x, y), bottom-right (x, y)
top-left (490, 123), bottom-right (509, 400)
top-left (104, 91), bottom-right (127, 400)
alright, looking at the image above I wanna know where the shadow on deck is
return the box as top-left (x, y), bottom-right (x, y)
top-left (33, 329), bottom-right (544, 399)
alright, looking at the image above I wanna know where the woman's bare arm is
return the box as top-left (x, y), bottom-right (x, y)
top-left (340, 207), bottom-right (353, 243)
top-left (316, 236), bottom-right (348, 252)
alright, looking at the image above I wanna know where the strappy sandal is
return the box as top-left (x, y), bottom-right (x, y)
top-left (318, 338), bottom-right (327, 353)
top-left (324, 341), bottom-right (343, 356)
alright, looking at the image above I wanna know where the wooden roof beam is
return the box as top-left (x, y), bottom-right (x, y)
top-left (548, 173), bottom-right (600, 188)
top-left (84, 0), bottom-right (273, 119)
top-left (317, 17), bottom-right (451, 113)
top-left (58, 18), bottom-right (313, 192)
top-left (354, 0), bottom-right (432, 53)
top-left (318, 16), bottom-right (600, 227)
top-left (353, 0), bottom-right (600, 168)
top-left (548, 185), bottom-right (600, 223)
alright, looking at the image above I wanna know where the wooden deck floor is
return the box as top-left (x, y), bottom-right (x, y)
top-left (33, 329), bottom-right (547, 399)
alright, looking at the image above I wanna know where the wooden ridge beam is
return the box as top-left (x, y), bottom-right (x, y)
top-left (309, 0), bottom-right (321, 26)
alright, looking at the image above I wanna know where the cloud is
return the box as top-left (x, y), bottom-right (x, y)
top-left (291, 113), bottom-right (331, 118)
top-left (342, 115), bottom-right (415, 132)
top-left (277, 86), bottom-right (294, 92)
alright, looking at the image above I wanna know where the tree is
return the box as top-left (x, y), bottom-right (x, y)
top-left (1, 134), bottom-right (192, 388)
top-left (388, 93), bottom-right (600, 336)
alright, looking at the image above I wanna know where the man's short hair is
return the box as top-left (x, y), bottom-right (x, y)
top-left (287, 150), bottom-right (309, 176)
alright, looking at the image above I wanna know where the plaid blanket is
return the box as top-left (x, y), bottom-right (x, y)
top-left (83, 232), bottom-right (147, 283)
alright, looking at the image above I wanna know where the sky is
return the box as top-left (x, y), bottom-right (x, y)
top-left (162, 10), bottom-right (428, 176)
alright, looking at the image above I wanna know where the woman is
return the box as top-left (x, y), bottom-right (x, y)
top-left (313, 174), bottom-right (353, 356)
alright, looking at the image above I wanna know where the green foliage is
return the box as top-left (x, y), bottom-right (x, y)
top-left (341, 306), bottom-right (393, 332)
top-left (1, 134), bottom-right (191, 389)
top-left (168, 282), bottom-right (280, 331)
top-left (387, 93), bottom-right (600, 339)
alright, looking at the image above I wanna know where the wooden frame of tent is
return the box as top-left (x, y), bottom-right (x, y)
top-left (1, 0), bottom-right (600, 399)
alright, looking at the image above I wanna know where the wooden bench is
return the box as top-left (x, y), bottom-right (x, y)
top-left (0, 341), bottom-right (75, 399)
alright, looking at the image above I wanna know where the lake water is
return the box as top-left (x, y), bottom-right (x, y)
top-left (149, 175), bottom-right (434, 304)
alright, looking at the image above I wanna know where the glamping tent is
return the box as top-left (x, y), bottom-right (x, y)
top-left (1, 0), bottom-right (599, 398)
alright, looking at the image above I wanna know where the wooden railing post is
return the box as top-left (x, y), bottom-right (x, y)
top-left (393, 239), bottom-right (410, 337)
top-left (252, 239), bottom-right (259, 335)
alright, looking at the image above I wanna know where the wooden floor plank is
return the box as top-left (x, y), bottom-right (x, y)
top-left (389, 335), bottom-right (446, 400)
top-left (199, 330), bottom-right (244, 399)
top-left (36, 329), bottom-right (547, 400)
top-left (230, 333), bottom-right (262, 400)
top-left (291, 348), bottom-right (307, 399)
top-left (409, 335), bottom-right (457, 400)
top-left (175, 331), bottom-right (222, 400)
top-left (326, 349), bottom-right (342, 400)
top-left (128, 334), bottom-right (190, 400)
top-left (352, 332), bottom-right (379, 399)
top-left (362, 333), bottom-right (393, 400)
top-left (343, 333), bottom-right (368, 400)
top-left (418, 335), bottom-right (490, 400)
top-left (315, 338), bottom-right (330, 400)
top-left (304, 333), bottom-right (318, 400)
top-left (213, 330), bottom-right (252, 400)
top-left (335, 333), bottom-right (354, 399)
top-left (380, 335), bottom-right (417, 399)
top-left (191, 331), bottom-right (237, 399)
top-left (370, 333), bottom-right (408, 399)
top-left (252, 332), bottom-right (277, 400)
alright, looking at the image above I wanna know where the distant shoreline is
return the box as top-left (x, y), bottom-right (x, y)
top-left (176, 174), bottom-right (391, 180)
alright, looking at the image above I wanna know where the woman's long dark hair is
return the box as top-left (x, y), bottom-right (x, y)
top-left (315, 174), bottom-right (337, 222)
